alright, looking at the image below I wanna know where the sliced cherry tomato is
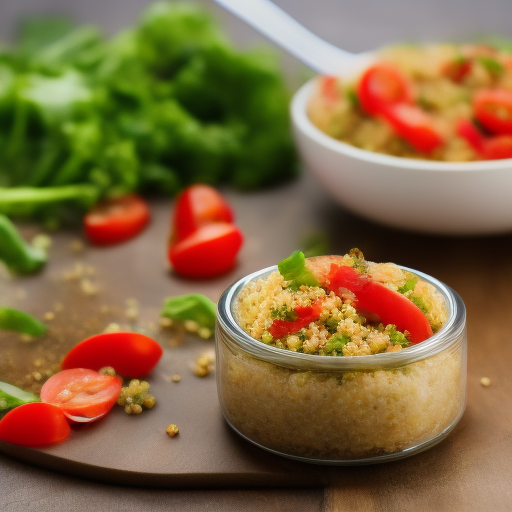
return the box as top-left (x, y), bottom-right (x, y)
top-left (84, 194), bottom-right (151, 246)
top-left (473, 89), bottom-right (512, 135)
top-left (456, 119), bottom-right (486, 153)
top-left (319, 75), bottom-right (341, 104)
top-left (482, 135), bottom-right (512, 160)
top-left (327, 264), bottom-right (433, 344)
top-left (357, 63), bottom-right (413, 115)
top-left (269, 301), bottom-right (323, 339)
top-left (0, 402), bottom-right (70, 446)
top-left (381, 103), bottom-right (444, 153)
top-left (62, 332), bottom-right (163, 377)
top-left (169, 222), bottom-right (243, 278)
top-left (172, 184), bottom-right (234, 242)
top-left (442, 57), bottom-right (472, 83)
top-left (40, 369), bottom-right (122, 423)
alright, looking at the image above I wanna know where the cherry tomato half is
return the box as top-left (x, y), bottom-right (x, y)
top-left (172, 184), bottom-right (234, 242)
top-left (0, 402), bottom-right (70, 447)
top-left (482, 135), bottom-right (512, 160)
top-left (381, 103), bottom-right (445, 153)
top-left (456, 119), bottom-right (486, 153)
top-left (40, 369), bottom-right (122, 423)
top-left (169, 222), bottom-right (243, 279)
top-left (473, 89), bottom-right (512, 135)
top-left (327, 264), bottom-right (433, 344)
top-left (357, 63), bottom-right (413, 115)
top-left (84, 194), bottom-right (151, 246)
top-left (62, 332), bottom-right (163, 378)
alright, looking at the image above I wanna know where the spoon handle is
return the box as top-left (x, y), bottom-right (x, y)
top-left (212, 0), bottom-right (355, 74)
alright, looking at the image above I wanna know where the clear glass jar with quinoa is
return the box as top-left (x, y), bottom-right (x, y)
top-left (216, 250), bottom-right (467, 464)
top-left (308, 43), bottom-right (512, 161)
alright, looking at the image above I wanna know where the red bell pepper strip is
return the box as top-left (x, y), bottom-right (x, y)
top-left (269, 302), bottom-right (323, 339)
top-left (326, 264), bottom-right (433, 344)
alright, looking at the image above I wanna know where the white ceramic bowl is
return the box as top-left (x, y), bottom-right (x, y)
top-left (291, 77), bottom-right (512, 236)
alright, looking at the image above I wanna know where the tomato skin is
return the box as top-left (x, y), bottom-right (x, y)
top-left (482, 135), bottom-right (512, 160)
top-left (319, 75), bottom-right (340, 104)
top-left (442, 58), bottom-right (472, 83)
top-left (0, 402), bottom-right (70, 446)
top-left (381, 103), bottom-right (444, 153)
top-left (169, 222), bottom-right (243, 278)
top-left (473, 89), bottom-right (512, 135)
top-left (84, 194), bottom-right (151, 246)
top-left (456, 119), bottom-right (486, 153)
top-left (173, 185), bottom-right (234, 242)
top-left (327, 265), bottom-right (433, 344)
top-left (62, 332), bottom-right (163, 378)
top-left (269, 302), bottom-right (323, 339)
top-left (40, 369), bottom-right (122, 422)
top-left (357, 63), bottom-right (413, 115)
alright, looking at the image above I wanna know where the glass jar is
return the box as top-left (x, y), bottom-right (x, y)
top-left (216, 265), bottom-right (467, 465)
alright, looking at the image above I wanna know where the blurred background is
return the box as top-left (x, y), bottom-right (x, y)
top-left (2, 0), bottom-right (512, 79)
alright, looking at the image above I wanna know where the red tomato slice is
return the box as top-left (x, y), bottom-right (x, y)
top-left (482, 135), bottom-right (512, 160)
top-left (173, 184), bottom-right (234, 242)
top-left (327, 264), bottom-right (433, 344)
top-left (357, 63), bottom-right (413, 115)
top-left (40, 369), bottom-right (122, 422)
top-left (381, 103), bottom-right (444, 153)
top-left (0, 403), bottom-right (70, 447)
top-left (473, 89), bottom-right (512, 135)
top-left (169, 222), bottom-right (243, 278)
top-left (441, 57), bottom-right (472, 83)
top-left (269, 301), bottom-right (323, 339)
top-left (319, 75), bottom-right (341, 104)
top-left (62, 332), bottom-right (163, 378)
top-left (84, 194), bottom-right (151, 246)
top-left (456, 119), bottom-right (486, 153)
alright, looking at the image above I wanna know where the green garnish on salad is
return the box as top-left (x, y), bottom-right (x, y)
top-left (277, 250), bottom-right (319, 290)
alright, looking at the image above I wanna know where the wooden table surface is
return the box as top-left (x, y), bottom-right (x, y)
top-left (1, 1), bottom-right (512, 511)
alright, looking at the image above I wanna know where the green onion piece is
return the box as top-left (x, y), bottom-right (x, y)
top-left (397, 277), bottom-right (418, 294)
top-left (0, 307), bottom-right (48, 336)
top-left (386, 325), bottom-right (410, 347)
top-left (277, 250), bottom-right (319, 290)
top-left (0, 214), bottom-right (47, 274)
top-left (324, 334), bottom-right (350, 355)
top-left (161, 294), bottom-right (217, 333)
top-left (478, 56), bottom-right (504, 75)
top-left (0, 382), bottom-right (40, 411)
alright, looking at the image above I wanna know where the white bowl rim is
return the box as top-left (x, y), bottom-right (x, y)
top-left (291, 77), bottom-right (512, 173)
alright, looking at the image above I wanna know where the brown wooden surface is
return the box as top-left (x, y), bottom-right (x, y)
top-left (2, 172), bottom-right (512, 511)
top-left (2, 0), bottom-right (512, 510)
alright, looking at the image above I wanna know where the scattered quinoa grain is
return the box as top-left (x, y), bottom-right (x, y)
top-left (159, 316), bottom-right (173, 328)
top-left (166, 424), bottom-right (179, 437)
top-left (171, 374), bottom-right (181, 383)
top-left (480, 377), bottom-right (491, 387)
top-left (44, 311), bottom-right (55, 321)
top-left (118, 379), bottom-right (156, 414)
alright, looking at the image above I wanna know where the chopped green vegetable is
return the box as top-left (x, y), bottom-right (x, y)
top-left (0, 1), bottom-right (297, 222)
top-left (397, 277), bottom-right (418, 294)
top-left (161, 293), bottom-right (217, 332)
top-left (0, 382), bottom-right (40, 411)
top-left (0, 214), bottom-right (47, 274)
top-left (0, 307), bottom-right (48, 336)
top-left (478, 56), bottom-right (504, 76)
top-left (386, 325), bottom-right (410, 347)
top-left (409, 295), bottom-right (429, 315)
top-left (278, 251), bottom-right (319, 290)
top-left (323, 334), bottom-right (350, 355)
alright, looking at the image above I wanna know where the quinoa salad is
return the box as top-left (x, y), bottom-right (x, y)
top-left (235, 249), bottom-right (447, 355)
top-left (217, 251), bottom-right (466, 461)
top-left (308, 42), bottom-right (512, 161)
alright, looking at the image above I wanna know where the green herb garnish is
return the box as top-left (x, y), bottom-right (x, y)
top-left (277, 250), bottom-right (319, 290)
top-left (386, 325), bottom-right (410, 347)
top-left (478, 56), bottom-right (504, 76)
top-left (0, 382), bottom-right (40, 411)
top-left (323, 334), bottom-right (350, 355)
top-left (0, 308), bottom-right (48, 337)
top-left (398, 277), bottom-right (418, 294)
top-left (161, 293), bottom-right (216, 333)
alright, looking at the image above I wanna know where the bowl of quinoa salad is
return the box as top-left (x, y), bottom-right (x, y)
top-left (216, 250), bottom-right (467, 464)
top-left (291, 42), bottom-right (512, 235)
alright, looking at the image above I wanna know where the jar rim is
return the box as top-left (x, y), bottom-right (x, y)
top-left (216, 263), bottom-right (466, 371)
